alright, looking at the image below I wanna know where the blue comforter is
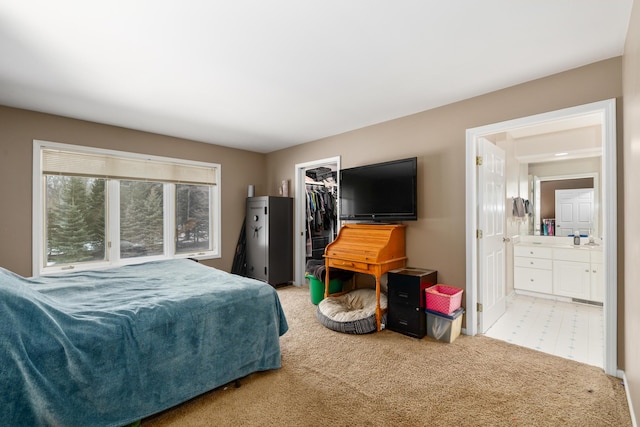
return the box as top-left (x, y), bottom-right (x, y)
top-left (0, 259), bottom-right (288, 427)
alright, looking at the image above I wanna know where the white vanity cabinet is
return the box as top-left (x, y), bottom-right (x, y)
top-left (514, 245), bottom-right (553, 294)
top-left (590, 250), bottom-right (604, 303)
top-left (552, 248), bottom-right (591, 300)
top-left (513, 243), bottom-right (604, 302)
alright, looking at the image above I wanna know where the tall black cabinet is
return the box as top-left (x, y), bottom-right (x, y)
top-left (387, 268), bottom-right (438, 338)
top-left (245, 196), bottom-right (293, 286)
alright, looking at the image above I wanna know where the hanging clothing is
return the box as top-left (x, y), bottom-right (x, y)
top-left (305, 183), bottom-right (337, 259)
top-left (512, 197), bottom-right (526, 218)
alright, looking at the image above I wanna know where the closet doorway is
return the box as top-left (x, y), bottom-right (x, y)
top-left (293, 157), bottom-right (340, 286)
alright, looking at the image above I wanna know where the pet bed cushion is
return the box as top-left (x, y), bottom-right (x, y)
top-left (316, 289), bottom-right (387, 334)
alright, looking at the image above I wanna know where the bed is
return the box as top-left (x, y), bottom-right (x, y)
top-left (0, 259), bottom-right (288, 427)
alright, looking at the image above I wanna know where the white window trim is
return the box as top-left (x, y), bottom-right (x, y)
top-left (32, 140), bottom-right (221, 276)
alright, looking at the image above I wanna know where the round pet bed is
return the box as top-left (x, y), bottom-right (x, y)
top-left (316, 289), bottom-right (387, 334)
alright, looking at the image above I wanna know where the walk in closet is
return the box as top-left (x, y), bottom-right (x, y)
top-left (304, 167), bottom-right (337, 261)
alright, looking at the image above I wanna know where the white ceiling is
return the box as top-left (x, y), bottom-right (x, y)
top-left (0, 1), bottom-right (633, 153)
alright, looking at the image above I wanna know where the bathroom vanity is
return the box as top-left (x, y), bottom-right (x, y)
top-left (513, 236), bottom-right (603, 303)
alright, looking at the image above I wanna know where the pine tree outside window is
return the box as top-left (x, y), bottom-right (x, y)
top-left (176, 184), bottom-right (211, 254)
top-left (46, 176), bottom-right (106, 266)
top-left (33, 141), bottom-right (221, 275)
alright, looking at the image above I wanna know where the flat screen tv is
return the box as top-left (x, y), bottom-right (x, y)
top-left (339, 157), bottom-right (417, 222)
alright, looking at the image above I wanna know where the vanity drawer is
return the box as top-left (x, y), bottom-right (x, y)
top-left (514, 245), bottom-right (552, 259)
top-left (514, 256), bottom-right (552, 270)
top-left (514, 267), bottom-right (553, 294)
top-left (553, 248), bottom-right (590, 263)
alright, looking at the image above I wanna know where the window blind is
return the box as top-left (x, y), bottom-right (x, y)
top-left (42, 149), bottom-right (217, 185)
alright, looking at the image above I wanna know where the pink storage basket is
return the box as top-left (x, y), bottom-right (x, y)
top-left (425, 284), bottom-right (463, 314)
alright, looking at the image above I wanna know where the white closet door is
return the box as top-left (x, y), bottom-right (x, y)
top-left (555, 188), bottom-right (594, 236)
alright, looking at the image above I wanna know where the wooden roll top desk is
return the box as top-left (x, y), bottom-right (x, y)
top-left (324, 223), bottom-right (407, 332)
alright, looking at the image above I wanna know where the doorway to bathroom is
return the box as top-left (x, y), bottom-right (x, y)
top-left (465, 99), bottom-right (618, 376)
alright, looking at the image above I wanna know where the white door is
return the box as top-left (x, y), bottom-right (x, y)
top-left (478, 138), bottom-right (506, 333)
top-left (555, 188), bottom-right (594, 237)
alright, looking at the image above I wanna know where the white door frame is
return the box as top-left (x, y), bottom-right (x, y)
top-left (465, 99), bottom-right (618, 377)
top-left (294, 156), bottom-right (340, 286)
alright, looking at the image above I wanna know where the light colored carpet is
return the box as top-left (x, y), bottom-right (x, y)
top-left (144, 285), bottom-right (631, 426)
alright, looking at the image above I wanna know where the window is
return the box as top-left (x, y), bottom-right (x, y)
top-left (34, 141), bottom-right (221, 275)
top-left (119, 180), bottom-right (164, 258)
top-left (176, 184), bottom-right (211, 254)
top-left (46, 176), bottom-right (107, 265)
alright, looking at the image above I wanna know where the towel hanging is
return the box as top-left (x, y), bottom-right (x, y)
top-left (512, 197), bottom-right (526, 218)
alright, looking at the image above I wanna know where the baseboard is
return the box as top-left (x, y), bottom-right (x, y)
top-left (623, 371), bottom-right (638, 427)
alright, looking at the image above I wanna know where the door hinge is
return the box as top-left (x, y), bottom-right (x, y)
top-left (476, 229), bottom-right (483, 239)
top-left (476, 156), bottom-right (483, 166)
top-left (264, 267), bottom-right (267, 275)
top-left (477, 303), bottom-right (483, 312)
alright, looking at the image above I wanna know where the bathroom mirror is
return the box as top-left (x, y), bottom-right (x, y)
top-left (491, 115), bottom-right (603, 239)
top-left (528, 160), bottom-right (600, 237)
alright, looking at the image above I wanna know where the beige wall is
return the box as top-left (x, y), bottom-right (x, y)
top-left (266, 57), bottom-right (624, 360)
top-left (0, 106), bottom-right (266, 276)
top-left (624, 0), bottom-right (640, 419)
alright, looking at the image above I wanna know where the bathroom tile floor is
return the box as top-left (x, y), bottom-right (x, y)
top-left (484, 293), bottom-right (604, 368)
